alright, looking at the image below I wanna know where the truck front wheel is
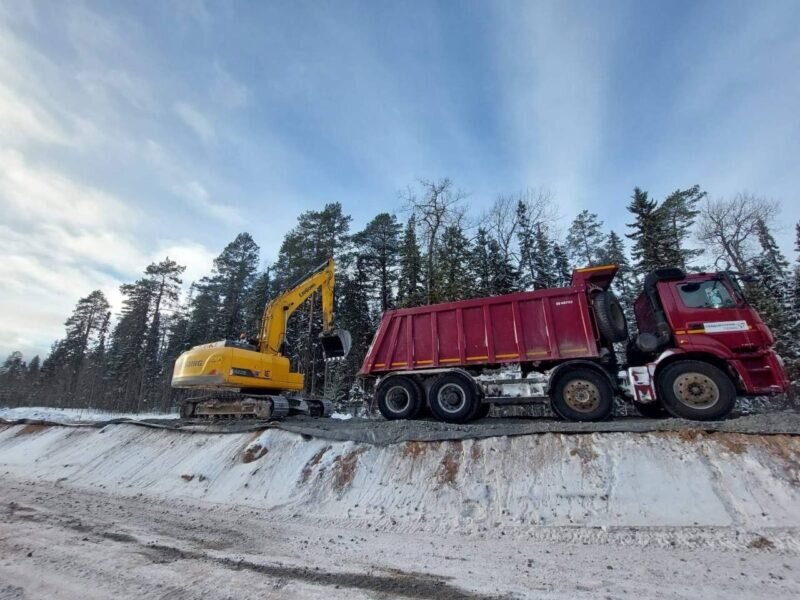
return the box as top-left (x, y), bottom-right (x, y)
top-left (550, 368), bottom-right (614, 422)
top-left (428, 374), bottom-right (480, 424)
top-left (657, 360), bottom-right (736, 421)
top-left (376, 377), bottom-right (422, 420)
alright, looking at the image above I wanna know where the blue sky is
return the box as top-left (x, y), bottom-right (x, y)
top-left (1, 0), bottom-right (799, 359)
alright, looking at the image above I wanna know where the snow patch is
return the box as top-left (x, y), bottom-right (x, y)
top-left (0, 406), bottom-right (177, 422)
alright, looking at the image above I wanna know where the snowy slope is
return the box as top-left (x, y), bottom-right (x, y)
top-left (0, 406), bottom-right (177, 422)
top-left (0, 422), bottom-right (798, 538)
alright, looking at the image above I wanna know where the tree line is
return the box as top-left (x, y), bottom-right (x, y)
top-left (2, 180), bottom-right (798, 411)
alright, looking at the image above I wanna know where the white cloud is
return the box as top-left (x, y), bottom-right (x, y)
top-left (0, 148), bottom-right (137, 230)
top-left (174, 101), bottom-right (216, 143)
top-left (152, 241), bottom-right (217, 287)
top-left (211, 60), bottom-right (251, 110)
top-left (0, 149), bottom-right (218, 358)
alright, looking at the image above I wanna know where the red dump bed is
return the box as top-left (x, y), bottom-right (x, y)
top-left (360, 265), bottom-right (618, 376)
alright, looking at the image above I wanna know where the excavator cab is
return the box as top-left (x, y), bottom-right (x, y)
top-left (320, 328), bottom-right (352, 358)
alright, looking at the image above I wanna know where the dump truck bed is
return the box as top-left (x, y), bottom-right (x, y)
top-left (360, 266), bottom-right (618, 376)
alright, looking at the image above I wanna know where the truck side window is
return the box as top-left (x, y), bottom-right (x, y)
top-left (677, 280), bottom-right (735, 309)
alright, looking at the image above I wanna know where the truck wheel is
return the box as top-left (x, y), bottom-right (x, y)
top-left (428, 374), bottom-right (479, 424)
top-left (550, 368), bottom-right (614, 422)
top-left (634, 401), bottom-right (667, 418)
top-left (376, 377), bottom-right (422, 420)
top-left (656, 360), bottom-right (736, 421)
top-left (592, 290), bottom-right (628, 343)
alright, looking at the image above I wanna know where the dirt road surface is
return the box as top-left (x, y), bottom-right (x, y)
top-left (1, 477), bottom-right (798, 600)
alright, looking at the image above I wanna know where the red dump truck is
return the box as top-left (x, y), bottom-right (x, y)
top-left (360, 265), bottom-right (789, 423)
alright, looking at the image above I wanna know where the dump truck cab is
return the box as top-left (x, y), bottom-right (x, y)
top-left (627, 268), bottom-right (789, 415)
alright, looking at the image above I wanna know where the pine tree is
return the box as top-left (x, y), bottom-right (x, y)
top-left (531, 223), bottom-right (556, 289)
top-left (566, 210), bottom-right (604, 267)
top-left (245, 267), bottom-right (272, 337)
top-left (397, 216), bottom-right (424, 307)
top-left (60, 290), bottom-right (111, 394)
top-left (331, 257), bottom-right (375, 401)
top-left (626, 187), bottom-right (666, 276)
top-left (435, 224), bottom-right (471, 302)
top-left (658, 186), bottom-right (705, 270)
top-left (600, 231), bottom-right (636, 327)
top-left (794, 221), bottom-right (800, 317)
top-left (352, 213), bottom-right (401, 312)
top-left (552, 243), bottom-right (572, 287)
top-left (516, 200), bottom-right (535, 289)
top-left (488, 238), bottom-right (519, 295)
top-left (27, 355), bottom-right (41, 382)
top-left (185, 279), bottom-right (219, 347)
top-left (748, 218), bottom-right (797, 375)
top-left (106, 278), bottom-right (156, 410)
top-left (209, 233), bottom-right (260, 340)
top-left (470, 228), bottom-right (494, 297)
top-left (140, 258), bottom-right (185, 408)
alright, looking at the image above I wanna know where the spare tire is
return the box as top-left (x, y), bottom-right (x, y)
top-left (592, 290), bottom-right (628, 343)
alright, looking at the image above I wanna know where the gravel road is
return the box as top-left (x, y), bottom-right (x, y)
top-left (4, 409), bottom-right (800, 445)
top-left (1, 477), bottom-right (799, 599)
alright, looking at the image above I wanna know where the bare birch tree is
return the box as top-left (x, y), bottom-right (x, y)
top-left (698, 193), bottom-right (779, 272)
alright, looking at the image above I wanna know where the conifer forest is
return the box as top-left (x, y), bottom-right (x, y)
top-left (2, 180), bottom-right (798, 412)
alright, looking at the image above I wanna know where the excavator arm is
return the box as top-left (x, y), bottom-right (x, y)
top-left (258, 259), bottom-right (350, 358)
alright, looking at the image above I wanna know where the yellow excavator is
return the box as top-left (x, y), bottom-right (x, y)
top-left (171, 259), bottom-right (351, 420)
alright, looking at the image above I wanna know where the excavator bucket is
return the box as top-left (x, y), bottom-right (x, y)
top-left (320, 328), bottom-right (352, 359)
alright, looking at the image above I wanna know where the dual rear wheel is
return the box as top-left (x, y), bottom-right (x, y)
top-left (376, 373), bottom-right (486, 424)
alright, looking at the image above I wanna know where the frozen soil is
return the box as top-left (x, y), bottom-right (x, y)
top-left (0, 421), bottom-right (799, 598)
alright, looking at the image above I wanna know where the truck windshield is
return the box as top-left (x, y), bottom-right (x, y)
top-left (677, 279), bottom-right (736, 309)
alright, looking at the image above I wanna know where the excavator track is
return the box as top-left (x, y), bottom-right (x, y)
top-left (179, 392), bottom-right (327, 421)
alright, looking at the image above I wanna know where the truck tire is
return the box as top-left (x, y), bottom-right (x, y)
top-left (376, 376), bottom-right (422, 420)
top-left (656, 360), bottom-right (736, 421)
top-left (428, 373), bottom-right (480, 424)
top-left (634, 401), bottom-right (667, 418)
top-left (550, 368), bottom-right (614, 422)
top-left (592, 290), bottom-right (628, 343)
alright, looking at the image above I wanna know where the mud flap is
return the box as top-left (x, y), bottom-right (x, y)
top-left (320, 328), bottom-right (352, 358)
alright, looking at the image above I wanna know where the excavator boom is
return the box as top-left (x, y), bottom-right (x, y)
top-left (258, 259), bottom-right (351, 358)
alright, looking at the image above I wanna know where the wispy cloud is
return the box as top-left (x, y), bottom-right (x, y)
top-left (173, 101), bottom-right (216, 144)
top-left (211, 59), bottom-right (251, 110)
top-left (487, 2), bottom-right (626, 214)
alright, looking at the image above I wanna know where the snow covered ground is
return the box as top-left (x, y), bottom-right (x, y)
top-left (1, 421), bottom-right (798, 598)
top-left (0, 405), bottom-right (177, 422)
